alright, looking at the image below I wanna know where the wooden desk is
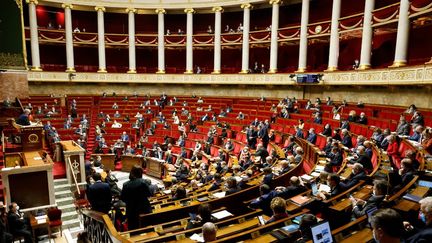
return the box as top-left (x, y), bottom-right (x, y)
top-left (128, 231), bottom-right (159, 242)
top-left (244, 233), bottom-right (278, 243)
top-left (60, 140), bottom-right (85, 153)
top-left (92, 154), bottom-right (116, 171)
top-left (30, 215), bottom-right (51, 243)
top-left (329, 185), bottom-right (373, 212)
top-left (23, 151), bottom-right (45, 166)
top-left (145, 157), bottom-right (166, 178)
top-left (340, 227), bottom-right (372, 243)
top-left (122, 155), bottom-right (145, 173)
top-left (393, 186), bottom-right (429, 212)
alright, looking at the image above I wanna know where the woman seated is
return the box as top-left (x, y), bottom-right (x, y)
top-left (186, 203), bottom-right (213, 229)
top-left (111, 120), bottom-right (122, 128)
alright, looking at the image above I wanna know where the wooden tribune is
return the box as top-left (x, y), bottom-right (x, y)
top-left (144, 157), bottom-right (166, 178)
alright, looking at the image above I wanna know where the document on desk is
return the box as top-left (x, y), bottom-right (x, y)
top-left (33, 157), bottom-right (43, 160)
top-left (319, 184), bottom-right (331, 193)
top-left (212, 191), bottom-right (226, 198)
top-left (190, 233), bottom-right (204, 242)
top-left (211, 210), bottom-right (233, 220)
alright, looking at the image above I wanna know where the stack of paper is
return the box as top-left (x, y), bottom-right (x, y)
top-left (211, 210), bottom-right (233, 220)
top-left (212, 191), bottom-right (226, 198)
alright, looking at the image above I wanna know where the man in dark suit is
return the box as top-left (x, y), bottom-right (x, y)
top-left (275, 176), bottom-right (306, 199)
top-left (406, 197), bottom-right (432, 242)
top-left (87, 173), bottom-right (112, 214)
top-left (341, 163), bottom-right (368, 189)
top-left (349, 146), bottom-right (373, 172)
top-left (7, 203), bottom-right (32, 243)
top-left (257, 124), bottom-right (269, 148)
top-left (246, 125), bottom-right (258, 149)
top-left (341, 129), bottom-right (353, 148)
top-left (307, 128), bottom-right (317, 144)
top-left (318, 173), bottom-right (344, 200)
top-left (351, 180), bottom-right (388, 218)
top-left (391, 158), bottom-right (415, 193)
top-left (16, 109), bottom-right (31, 126)
top-left (254, 144), bottom-right (269, 164)
top-left (262, 167), bottom-right (274, 188)
top-left (249, 184), bottom-right (278, 216)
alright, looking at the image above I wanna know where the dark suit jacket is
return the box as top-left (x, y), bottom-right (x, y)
top-left (250, 191), bottom-right (278, 216)
top-left (262, 173), bottom-right (274, 187)
top-left (341, 171), bottom-right (367, 189)
top-left (87, 181), bottom-right (112, 213)
top-left (7, 212), bottom-right (27, 235)
top-left (307, 133), bottom-right (317, 144)
top-left (353, 195), bottom-right (385, 218)
top-left (342, 135), bottom-right (353, 148)
top-left (277, 185), bottom-right (306, 199)
top-left (351, 155), bottom-right (373, 172)
top-left (407, 226), bottom-right (432, 243)
top-left (120, 178), bottom-right (151, 217)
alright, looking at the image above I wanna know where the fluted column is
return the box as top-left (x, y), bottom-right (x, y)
top-left (27, 0), bottom-right (42, 71)
top-left (268, 0), bottom-right (280, 73)
top-left (184, 8), bottom-right (195, 74)
top-left (326, 0), bottom-right (341, 71)
top-left (297, 0), bottom-right (310, 72)
top-left (391, 0), bottom-right (410, 67)
top-left (126, 8), bottom-right (137, 73)
top-left (359, 0), bottom-right (375, 70)
top-left (156, 9), bottom-right (166, 73)
top-left (240, 3), bottom-right (252, 73)
top-left (95, 6), bottom-right (106, 73)
top-left (212, 7), bottom-right (223, 74)
top-left (62, 4), bottom-right (75, 72)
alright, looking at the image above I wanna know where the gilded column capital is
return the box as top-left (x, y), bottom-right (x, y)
top-left (155, 8), bottom-right (166, 14)
top-left (125, 8), bottom-right (137, 13)
top-left (95, 6), bottom-right (106, 12)
top-left (184, 8), bottom-right (195, 14)
top-left (26, 0), bottom-right (38, 5)
top-left (269, 0), bottom-right (282, 5)
top-left (212, 6), bottom-right (224, 13)
top-left (61, 3), bottom-right (73, 9)
top-left (241, 3), bottom-right (253, 9)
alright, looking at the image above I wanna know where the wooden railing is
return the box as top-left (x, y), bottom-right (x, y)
top-left (82, 209), bottom-right (126, 243)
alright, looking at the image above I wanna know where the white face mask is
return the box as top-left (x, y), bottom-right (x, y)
top-left (16, 205), bottom-right (20, 211)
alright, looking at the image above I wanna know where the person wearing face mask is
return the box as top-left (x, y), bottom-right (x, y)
top-left (404, 197), bottom-right (432, 242)
top-left (351, 180), bottom-right (388, 218)
top-left (7, 202), bottom-right (32, 243)
top-left (370, 208), bottom-right (404, 243)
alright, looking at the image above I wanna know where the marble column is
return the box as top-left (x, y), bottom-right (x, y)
top-left (156, 9), bottom-right (166, 73)
top-left (240, 3), bottom-right (252, 73)
top-left (62, 4), bottom-right (75, 72)
top-left (27, 0), bottom-right (42, 71)
top-left (391, 0), bottom-right (410, 67)
top-left (359, 0), bottom-right (375, 70)
top-left (184, 8), bottom-right (195, 74)
top-left (95, 6), bottom-right (106, 73)
top-left (126, 8), bottom-right (137, 73)
top-left (297, 0), bottom-right (310, 72)
top-left (212, 7), bottom-right (223, 74)
top-left (268, 0), bottom-right (280, 73)
top-left (326, 0), bottom-right (341, 71)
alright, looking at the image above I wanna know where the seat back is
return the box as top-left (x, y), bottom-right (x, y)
top-left (48, 208), bottom-right (62, 221)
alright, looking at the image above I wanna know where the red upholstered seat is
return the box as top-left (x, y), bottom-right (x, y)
top-left (47, 207), bottom-right (63, 236)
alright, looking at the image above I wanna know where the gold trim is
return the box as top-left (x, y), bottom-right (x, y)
top-left (267, 69), bottom-right (277, 73)
top-left (425, 58), bottom-right (432, 65)
top-left (389, 60), bottom-right (407, 68)
top-left (61, 3), bottom-right (73, 9)
top-left (295, 67), bottom-right (307, 73)
top-left (125, 8), bottom-right (136, 13)
top-left (155, 8), bottom-right (166, 14)
top-left (25, 0), bottom-right (38, 5)
top-left (325, 66), bottom-right (338, 72)
top-left (241, 3), bottom-right (253, 9)
top-left (20, 0), bottom-right (28, 70)
top-left (211, 70), bottom-right (221, 74)
top-left (127, 69), bottom-right (137, 73)
top-left (212, 6), bottom-right (223, 13)
top-left (97, 69), bottom-right (107, 73)
top-left (358, 64), bottom-right (371, 70)
top-left (66, 67), bottom-right (76, 72)
top-left (184, 70), bottom-right (193, 74)
top-left (239, 70), bottom-right (249, 74)
top-left (156, 69), bottom-right (166, 74)
top-left (95, 6), bottom-right (106, 12)
top-left (184, 8), bottom-right (195, 14)
top-left (31, 66), bottom-right (43, 71)
top-left (269, 0), bottom-right (282, 5)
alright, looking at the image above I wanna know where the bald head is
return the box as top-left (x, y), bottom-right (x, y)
top-left (202, 222), bottom-right (217, 241)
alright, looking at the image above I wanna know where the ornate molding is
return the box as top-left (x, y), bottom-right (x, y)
top-left (212, 6), bottom-right (224, 13)
top-left (27, 65), bottom-right (432, 86)
top-left (94, 6), bottom-right (105, 12)
top-left (125, 8), bottom-right (136, 13)
top-left (61, 3), bottom-right (73, 9)
top-left (241, 3), bottom-right (253, 9)
top-left (184, 8), bottom-right (195, 14)
top-left (155, 8), bottom-right (166, 14)
top-left (269, 0), bottom-right (281, 5)
top-left (26, 0), bottom-right (38, 5)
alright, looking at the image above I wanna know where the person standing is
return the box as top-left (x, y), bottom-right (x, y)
top-left (121, 165), bottom-right (151, 230)
top-left (87, 173), bottom-right (112, 214)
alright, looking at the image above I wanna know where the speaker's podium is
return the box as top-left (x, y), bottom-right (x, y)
top-left (60, 141), bottom-right (86, 187)
top-left (1, 125), bottom-right (56, 211)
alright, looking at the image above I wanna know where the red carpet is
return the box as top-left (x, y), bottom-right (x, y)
top-left (53, 161), bottom-right (67, 179)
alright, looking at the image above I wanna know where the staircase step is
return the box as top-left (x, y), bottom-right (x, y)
top-left (53, 178), bottom-right (69, 186)
top-left (54, 183), bottom-right (72, 190)
top-left (55, 190), bottom-right (73, 198)
top-left (62, 218), bottom-right (81, 229)
top-left (62, 211), bottom-right (80, 221)
top-left (58, 204), bottom-right (77, 213)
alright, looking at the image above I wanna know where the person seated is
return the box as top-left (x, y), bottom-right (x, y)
top-left (225, 177), bottom-right (240, 195)
top-left (396, 116), bottom-right (410, 136)
top-left (294, 214), bottom-right (318, 242)
top-left (113, 139), bottom-right (124, 149)
top-left (174, 163), bottom-right (190, 182)
top-left (422, 128), bottom-right (432, 155)
top-left (124, 145), bottom-right (135, 155)
top-left (171, 186), bottom-right (187, 201)
top-left (405, 197), bottom-right (432, 242)
top-left (111, 120), bottom-right (122, 128)
top-left (105, 169), bottom-right (121, 196)
top-left (120, 131), bottom-right (129, 142)
top-left (294, 147), bottom-right (304, 163)
top-left (409, 125), bottom-right (424, 143)
top-left (348, 146), bottom-right (373, 172)
top-left (306, 128), bottom-right (317, 144)
top-left (341, 129), bottom-right (353, 148)
top-left (202, 222), bottom-right (217, 242)
top-left (351, 179), bottom-right (388, 218)
top-left (278, 159), bottom-right (292, 175)
top-left (390, 158), bottom-right (415, 193)
top-left (369, 209), bottom-right (404, 243)
top-left (7, 202), bottom-right (32, 243)
top-left (341, 163), bottom-right (368, 188)
top-left (357, 112), bottom-right (368, 125)
top-left (112, 102), bottom-right (118, 109)
top-left (187, 203), bottom-right (213, 229)
top-left (262, 167), bottom-right (274, 188)
top-left (206, 173), bottom-right (222, 192)
top-left (265, 197), bottom-right (289, 224)
top-left (317, 173), bottom-right (344, 200)
top-left (274, 176), bottom-right (306, 199)
top-left (16, 109), bottom-right (31, 126)
top-left (223, 138), bottom-right (234, 152)
top-left (410, 110), bottom-right (425, 127)
top-left (114, 110), bottom-right (121, 118)
top-left (236, 112), bottom-right (245, 120)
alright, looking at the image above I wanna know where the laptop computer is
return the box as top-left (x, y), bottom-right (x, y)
top-left (311, 221), bottom-right (333, 243)
top-left (311, 182), bottom-right (318, 196)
